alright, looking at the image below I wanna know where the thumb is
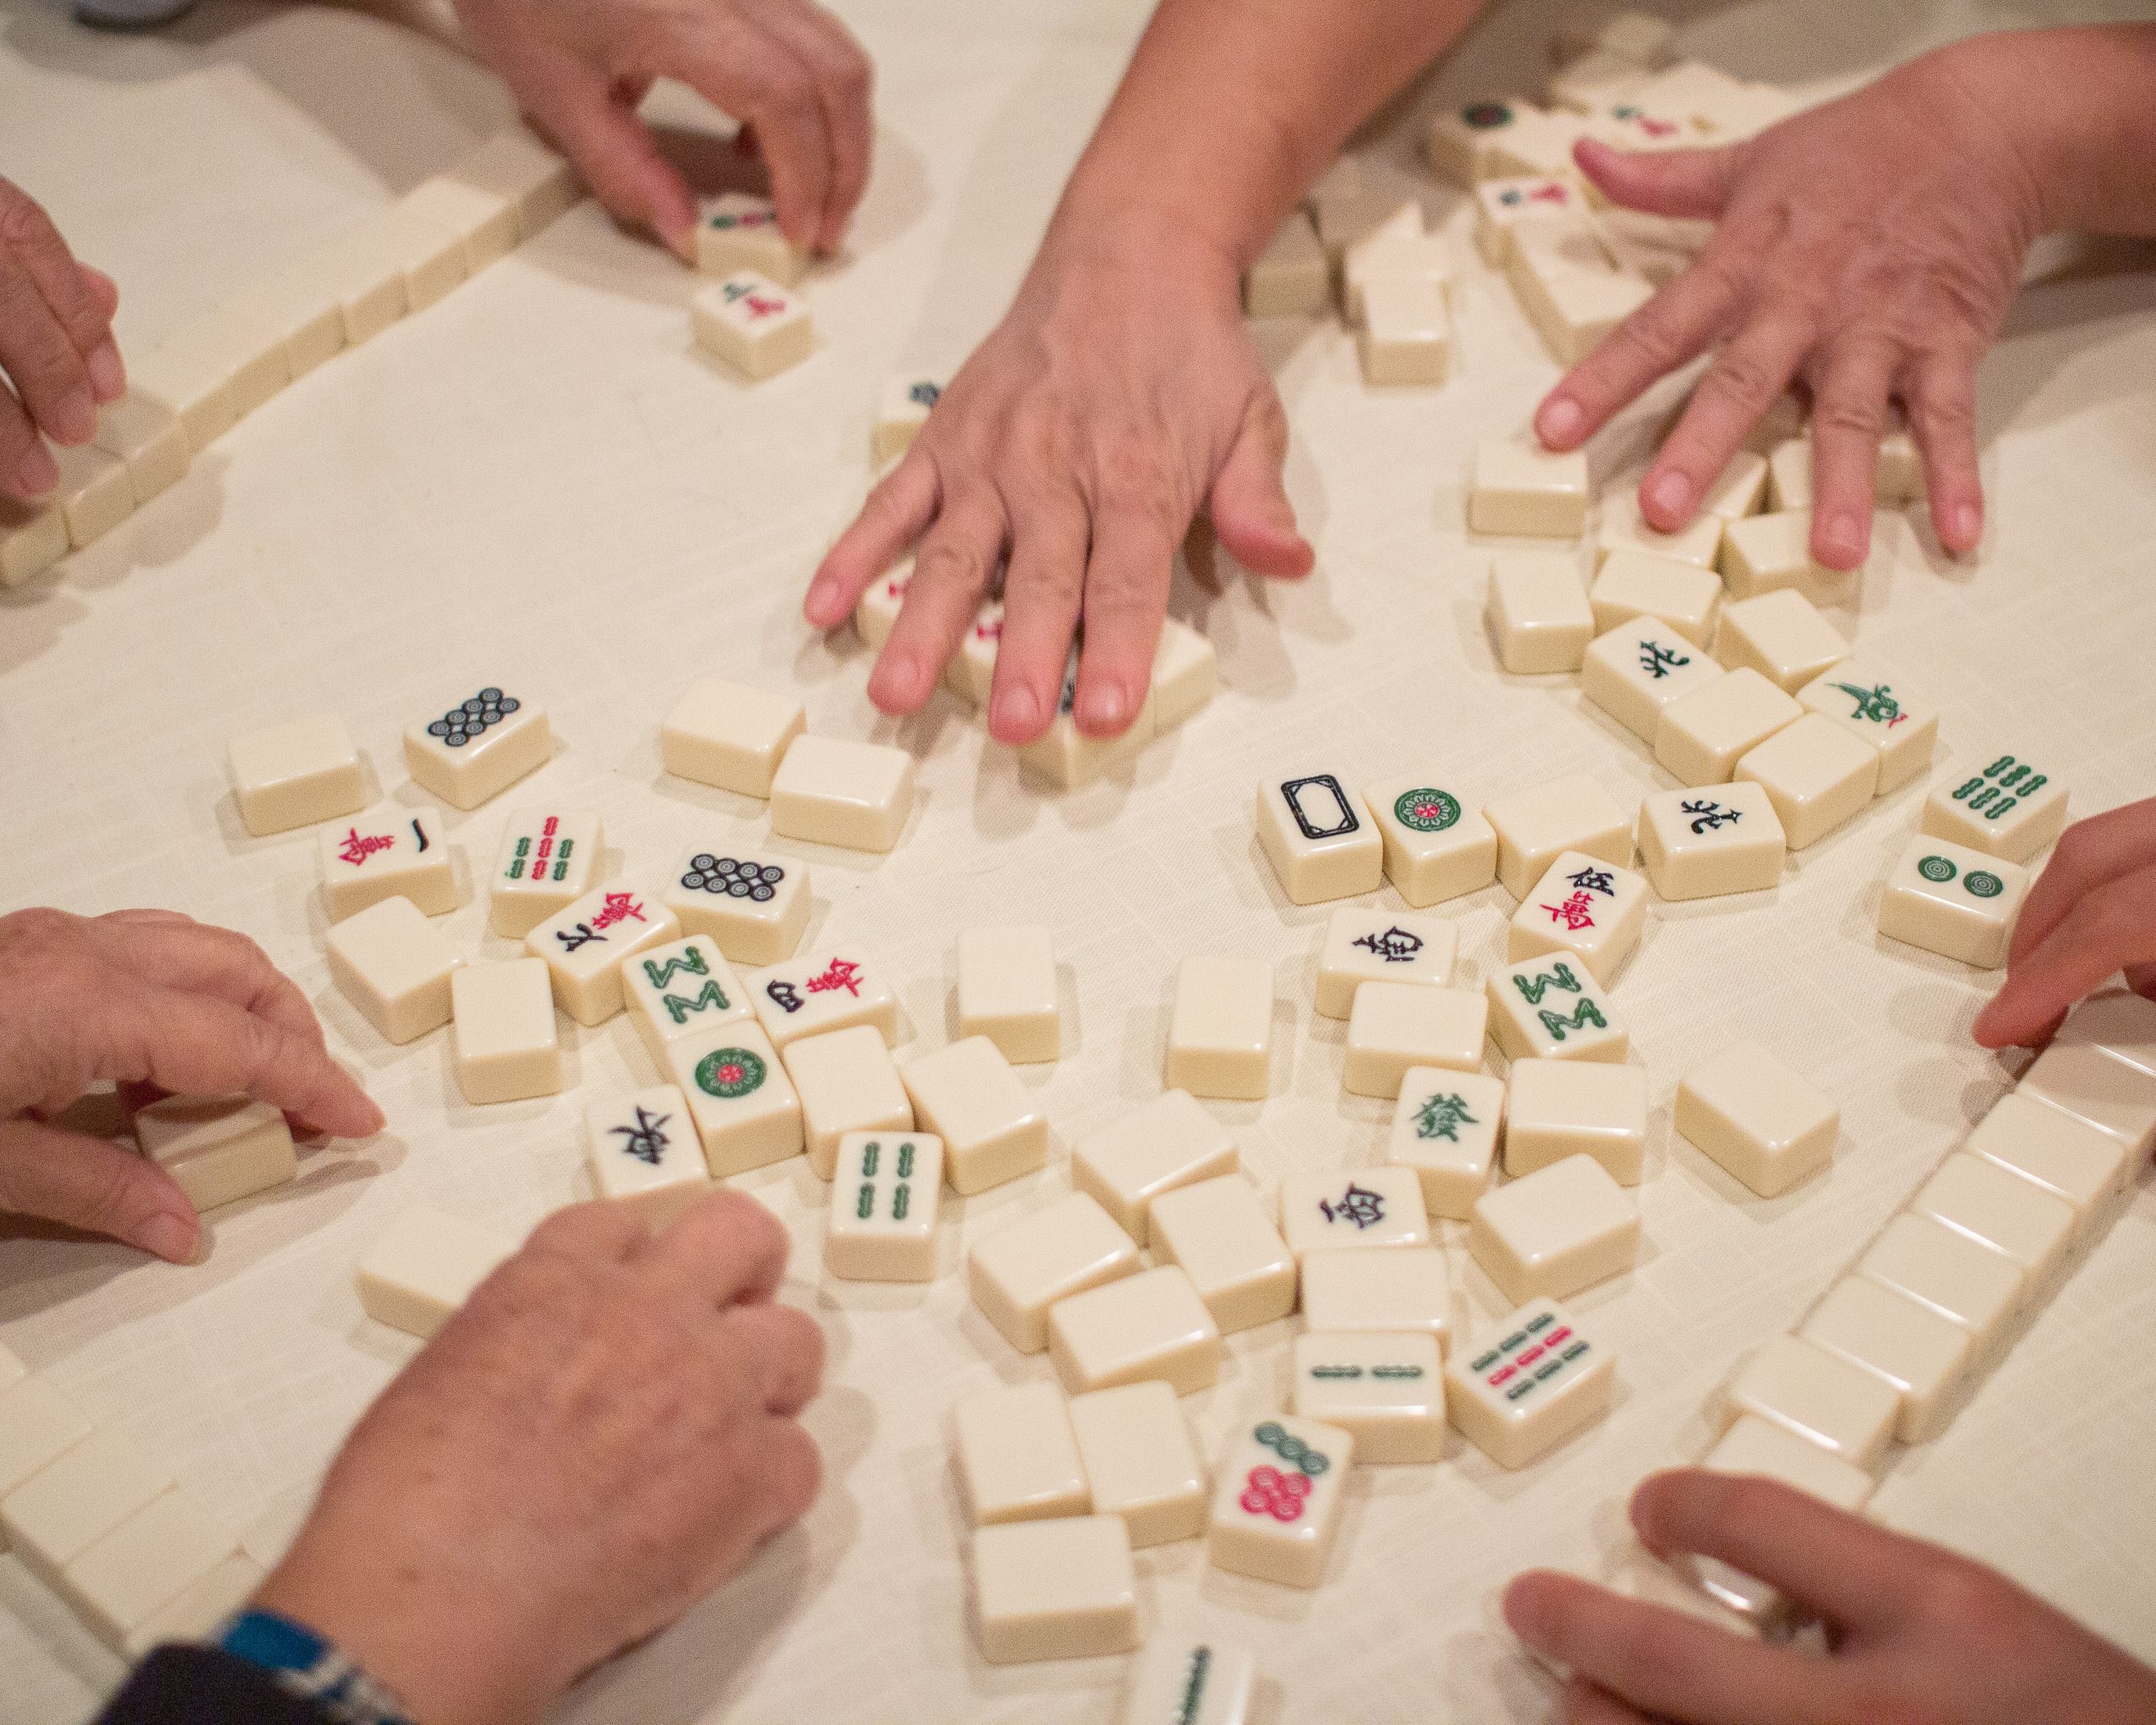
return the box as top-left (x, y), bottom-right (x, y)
top-left (0, 1119), bottom-right (201, 1263)
top-left (1573, 136), bottom-right (1744, 220)
top-left (531, 65), bottom-right (698, 261)
top-left (1208, 389), bottom-right (1313, 579)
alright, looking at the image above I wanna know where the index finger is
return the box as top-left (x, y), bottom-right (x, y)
top-left (1973, 864), bottom-right (2156, 1050)
top-left (94, 983), bottom-right (382, 1140)
top-left (640, 1188), bottom-right (789, 1309)
top-left (2007, 801), bottom-right (2156, 970)
top-left (757, 0), bottom-right (873, 249)
top-left (90, 918), bottom-right (327, 1049)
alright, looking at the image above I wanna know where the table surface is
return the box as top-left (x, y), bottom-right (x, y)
top-left (5, 0), bottom-right (2156, 1719)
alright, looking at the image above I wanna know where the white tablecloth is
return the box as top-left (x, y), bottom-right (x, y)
top-left (4, 1), bottom-right (2156, 1718)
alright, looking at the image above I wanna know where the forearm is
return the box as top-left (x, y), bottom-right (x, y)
top-left (1043, 0), bottom-right (1488, 279)
top-left (1943, 25), bottom-right (2156, 238)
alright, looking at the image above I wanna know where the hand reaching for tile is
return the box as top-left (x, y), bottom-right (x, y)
top-left (256, 1194), bottom-right (825, 1725)
top-left (0, 907), bottom-right (382, 1262)
top-left (1533, 26), bottom-right (2156, 573)
top-left (1506, 1470), bottom-right (2156, 1725)
top-left (0, 175), bottom-right (127, 500)
top-left (1974, 797), bottom-right (2156, 1049)
top-left (452, 0), bottom-right (873, 260)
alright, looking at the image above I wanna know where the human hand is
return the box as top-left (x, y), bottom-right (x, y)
top-left (1534, 36), bottom-right (2051, 570)
top-left (1506, 1468), bottom-right (2156, 1724)
top-left (0, 907), bottom-right (382, 1263)
top-left (1972, 797), bottom-right (2156, 1049)
top-left (255, 1194), bottom-right (825, 1725)
top-left (452, 0), bottom-right (872, 259)
top-left (803, 228), bottom-right (1312, 744)
top-left (0, 175), bottom-right (126, 501)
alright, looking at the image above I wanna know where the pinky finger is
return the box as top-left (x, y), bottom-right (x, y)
top-left (1905, 355), bottom-right (1983, 555)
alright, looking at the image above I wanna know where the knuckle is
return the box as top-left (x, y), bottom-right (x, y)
top-left (1700, 345), bottom-right (1780, 412)
top-left (0, 190), bottom-right (56, 258)
top-left (1813, 394), bottom-right (1886, 441)
top-left (1097, 441), bottom-right (1181, 529)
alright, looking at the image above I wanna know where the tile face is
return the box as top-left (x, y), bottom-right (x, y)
top-left (354, 1206), bottom-right (517, 1339)
top-left (584, 1086), bottom-right (711, 1231)
top-left (1720, 1333), bottom-right (1900, 1471)
top-left (691, 270), bottom-right (814, 379)
top-left (769, 736), bottom-right (915, 852)
top-left (1315, 905), bottom-right (1459, 1019)
top-left (526, 883), bottom-right (680, 1026)
top-left (2016, 1043), bottom-right (2156, 1157)
top-left (902, 1035), bottom-right (1048, 1195)
top-left (1700, 1415), bottom-right (1874, 1513)
top-left (825, 1131), bottom-right (942, 1281)
top-left (1876, 836), bottom-right (2029, 969)
top-left (1048, 1265), bottom-right (1222, 1397)
top-left (1488, 550), bottom-right (1593, 675)
top-left (319, 806), bottom-right (454, 919)
top-left (1714, 590), bottom-right (1846, 692)
top-left (404, 686), bottom-right (551, 811)
top-left (782, 1024), bottom-right (912, 1179)
top-left (661, 677), bottom-right (806, 798)
top-left (1507, 852), bottom-right (1648, 985)
top-left (750, 948), bottom-right (899, 1046)
top-left (1446, 1299), bottom-right (1610, 1468)
top-left (1589, 547), bottom-right (1723, 648)
top-left (1581, 620), bottom-right (1726, 743)
top-left (1207, 1414), bottom-right (1354, 1588)
top-left (622, 935), bottom-right (753, 1063)
top-left (1426, 99), bottom-right (1565, 185)
top-left (1911, 1151), bottom-right (2076, 1283)
top-left (1798, 1276), bottom-right (1975, 1443)
top-left (327, 895), bottom-right (462, 1047)
top-left (1504, 1060), bottom-right (1647, 1183)
top-left (1362, 777), bottom-right (1499, 906)
top-left (1388, 1067), bottom-right (1506, 1217)
top-left (1965, 1091), bottom-right (2131, 1226)
top-left (1484, 772), bottom-right (1634, 900)
top-left (662, 844), bottom-right (808, 967)
top-left (873, 373), bottom-right (941, 465)
top-left (62, 1488), bottom-right (239, 1653)
top-left (1857, 1213), bottom-right (2024, 1348)
top-left (1255, 769), bottom-right (1384, 904)
top-left (1120, 1640), bottom-right (1257, 1725)
top-left (1149, 1174), bottom-right (1297, 1333)
top-left (1067, 1381), bottom-right (1208, 1546)
top-left (1299, 1247), bottom-right (1451, 1348)
top-left (1470, 435), bottom-right (1590, 537)
top-left (488, 809), bottom-right (601, 938)
top-left (1151, 618), bottom-right (1219, 730)
top-left (1674, 1041), bottom-right (1838, 1197)
top-left (1166, 957), bottom-right (1274, 1100)
top-left (1486, 954), bottom-right (1629, 1064)
top-left (1470, 174), bottom-right (1583, 262)
top-left (972, 1515), bottom-right (1139, 1664)
top-left (970, 1193), bottom-right (1144, 1354)
top-left (1279, 1167), bottom-right (1431, 1257)
top-left (1246, 210), bottom-right (1330, 315)
top-left (1654, 668), bottom-right (1801, 787)
top-left (958, 925), bottom-right (1059, 1063)
top-left (2, 1424), bottom-right (172, 1585)
top-left (1469, 1154), bottom-right (1639, 1303)
top-left (1920, 750), bottom-right (2068, 864)
top-left (227, 714), bottom-right (365, 836)
top-left (1343, 983), bottom-right (1488, 1097)
top-left (1291, 1331), bottom-right (1444, 1462)
top-left (954, 1381), bottom-right (1089, 1525)
top-left (854, 561), bottom-right (911, 649)
top-left (451, 959), bottom-right (563, 1104)
top-left (695, 191), bottom-right (806, 285)
top-left (136, 1093), bottom-right (300, 1214)
top-left (0, 1377), bottom-right (92, 1498)
top-left (1636, 782), bottom-right (1785, 900)
top-left (1070, 1090), bottom-right (1240, 1245)
top-left (1735, 713), bottom-right (1879, 849)
top-left (664, 1023), bottom-right (803, 1176)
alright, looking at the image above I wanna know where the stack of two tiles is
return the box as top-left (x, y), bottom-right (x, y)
top-left (690, 192), bottom-right (814, 380)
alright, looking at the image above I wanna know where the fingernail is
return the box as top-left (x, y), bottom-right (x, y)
top-left (1646, 470), bottom-right (1691, 520)
top-left (1080, 685), bottom-right (1128, 732)
top-left (992, 685), bottom-right (1038, 734)
top-left (1952, 503), bottom-right (1981, 548)
top-left (871, 654), bottom-right (920, 709)
top-left (15, 444), bottom-right (58, 496)
top-left (1822, 510), bottom-right (1865, 564)
top-left (52, 391), bottom-right (95, 446)
top-left (88, 339), bottom-right (125, 403)
top-left (1538, 397), bottom-right (1583, 446)
top-left (140, 1213), bottom-right (200, 1265)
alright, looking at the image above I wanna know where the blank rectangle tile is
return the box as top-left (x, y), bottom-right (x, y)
top-left (954, 1381), bottom-right (1088, 1525)
top-left (969, 1193), bottom-right (1143, 1354)
top-left (1910, 1151), bottom-right (2075, 1284)
top-left (2016, 1044), bottom-right (2156, 1158)
top-left (1799, 1276), bottom-right (1974, 1444)
top-left (1149, 1175), bottom-right (1297, 1333)
top-left (1048, 1266), bottom-right (1222, 1397)
top-left (1719, 1333), bottom-right (1899, 1471)
top-left (1166, 957), bottom-right (1274, 1099)
top-left (972, 1515), bottom-right (1139, 1663)
top-left (1857, 1212), bottom-right (2024, 1348)
top-left (1468, 1155), bottom-right (1638, 1304)
top-left (1066, 1381), bottom-right (1208, 1546)
top-left (1964, 1091), bottom-right (2131, 1227)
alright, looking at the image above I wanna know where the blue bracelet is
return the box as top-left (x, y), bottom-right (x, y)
top-left (215, 1610), bottom-right (417, 1725)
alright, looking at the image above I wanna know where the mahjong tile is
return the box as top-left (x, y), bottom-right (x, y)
top-left (1506, 851), bottom-right (1648, 985)
top-left (1314, 905), bottom-right (1459, 1019)
top-left (1387, 1068), bottom-right (1506, 1217)
top-left (1636, 782), bottom-right (1785, 900)
top-left (1278, 1167), bottom-right (1430, 1257)
top-left (1206, 1413), bottom-right (1354, 1588)
top-left (1290, 1330), bottom-right (1444, 1463)
top-left (1446, 1298), bottom-right (1610, 1469)
top-left (1361, 777), bottom-right (1499, 906)
top-left (1920, 750), bottom-right (2068, 864)
top-left (1486, 954), bottom-right (1629, 1064)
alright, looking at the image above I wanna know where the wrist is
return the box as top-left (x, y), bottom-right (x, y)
top-left (1922, 30), bottom-right (2106, 238)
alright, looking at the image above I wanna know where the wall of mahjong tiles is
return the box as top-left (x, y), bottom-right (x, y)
top-left (4, 0), bottom-right (2156, 1719)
